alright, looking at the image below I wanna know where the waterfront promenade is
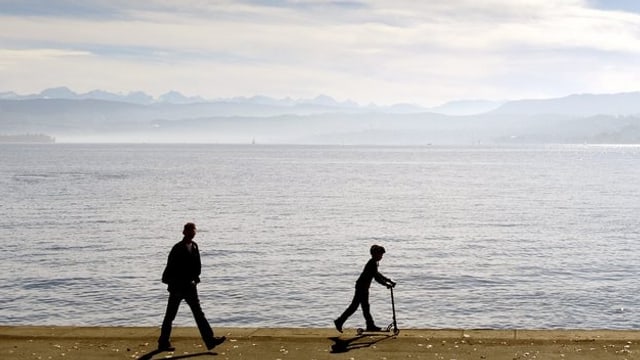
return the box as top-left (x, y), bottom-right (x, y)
top-left (1, 326), bottom-right (638, 359)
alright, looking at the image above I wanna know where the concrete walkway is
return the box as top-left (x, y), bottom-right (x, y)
top-left (1, 326), bottom-right (638, 359)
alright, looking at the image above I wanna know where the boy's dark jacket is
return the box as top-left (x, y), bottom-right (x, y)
top-left (356, 258), bottom-right (390, 289)
top-left (162, 240), bottom-right (201, 291)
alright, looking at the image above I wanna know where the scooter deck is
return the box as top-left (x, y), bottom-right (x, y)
top-left (356, 324), bottom-right (399, 336)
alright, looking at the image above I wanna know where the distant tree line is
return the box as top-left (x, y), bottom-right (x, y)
top-left (0, 134), bottom-right (55, 143)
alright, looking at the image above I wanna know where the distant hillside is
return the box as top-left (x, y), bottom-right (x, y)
top-left (0, 134), bottom-right (55, 143)
top-left (1, 91), bottom-right (640, 144)
top-left (429, 99), bottom-right (504, 115)
top-left (492, 92), bottom-right (640, 116)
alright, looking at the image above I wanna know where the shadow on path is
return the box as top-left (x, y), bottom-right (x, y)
top-left (137, 349), bottom-right (217, 360)
top-left (329, 334), bottom-right (394, 353)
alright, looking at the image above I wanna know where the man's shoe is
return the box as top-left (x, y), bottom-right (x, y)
top-left (334, 319), bottom-right (343, 333)
top-left (206, 336), bottom-right (226, 350)
top-left (366, 325), bottom-right (382, 332)
top-left (157, 342), bottom-right (175, 351)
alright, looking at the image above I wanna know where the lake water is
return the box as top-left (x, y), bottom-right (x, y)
top-left (1, 143), bottom-right (639, 330)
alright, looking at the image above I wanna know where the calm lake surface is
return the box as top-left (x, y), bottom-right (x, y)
top-left (1, 143), bottom-right (639, 329)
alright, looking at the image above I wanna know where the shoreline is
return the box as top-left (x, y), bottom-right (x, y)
top-left (2, 325), bottom-right (640, 340)
top-left (1, 326), bottom-right (638, 359)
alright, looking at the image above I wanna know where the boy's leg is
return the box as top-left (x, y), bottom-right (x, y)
top-left (358, 289), bottom-right (377, 329)
top-left (335, 290), bottom-right (361, 329)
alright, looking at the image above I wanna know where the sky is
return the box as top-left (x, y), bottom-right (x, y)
top-left (1, 0), bottom-right (639, 106)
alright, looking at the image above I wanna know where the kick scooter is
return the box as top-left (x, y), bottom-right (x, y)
top-left (356, 285), bottom-right (399, 336)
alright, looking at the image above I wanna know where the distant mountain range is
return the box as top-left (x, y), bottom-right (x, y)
top-left (0, 86), bottom-right (497, 114)
top-left (1, 87), bottom-right (640, 144)
top-left (1, 87), bottom-right (197, 104)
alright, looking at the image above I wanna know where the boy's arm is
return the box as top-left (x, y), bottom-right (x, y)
top-left (374, 271), bottom-right (392, 286)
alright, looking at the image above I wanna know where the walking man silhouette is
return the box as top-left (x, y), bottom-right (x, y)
top-left (157, 222), bottom-right (225, 351)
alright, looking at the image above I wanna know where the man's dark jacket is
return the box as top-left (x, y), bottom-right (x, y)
top-left (161, 240), bottom-right (201, 292)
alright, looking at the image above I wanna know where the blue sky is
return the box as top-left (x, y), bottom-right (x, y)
top-left (1, 0), bottom-right (639, 106)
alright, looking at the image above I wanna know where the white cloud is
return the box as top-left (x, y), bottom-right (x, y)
top-left (1, 0), bottom-right (639, 105)
top-left (0, 48), bottom-right (91, 72)
top-left (0, 48), bottom-right (91, 60)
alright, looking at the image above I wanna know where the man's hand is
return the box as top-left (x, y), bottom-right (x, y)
top-left (386, 280), bottom-right (396, 289)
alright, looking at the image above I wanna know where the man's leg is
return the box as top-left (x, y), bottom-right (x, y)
top-left (158, 292), bottom-right (182, 348)
top-left (184, 288), bottom-right (215, 343)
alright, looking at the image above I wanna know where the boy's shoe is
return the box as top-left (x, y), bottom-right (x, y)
top-left (366, 325), bottom-right (382, 332)
top-left (157, 342), bottom-right (175, 351)
top-left (334, 319), bottom-right (343, 333)
top-left (206, 336), bottom-right (226, 350)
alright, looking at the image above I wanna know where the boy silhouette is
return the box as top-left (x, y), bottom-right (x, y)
top-left (334, 245), bottom-right (395, 332)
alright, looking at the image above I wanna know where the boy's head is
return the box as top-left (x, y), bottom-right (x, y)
top-left (370, 244), bottom-right (385, 260)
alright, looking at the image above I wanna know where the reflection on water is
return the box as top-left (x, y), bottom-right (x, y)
top-left (1, 144), bottom-right (639, 329)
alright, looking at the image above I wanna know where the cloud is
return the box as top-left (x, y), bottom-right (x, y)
top-left (1, 0), bottom-right (639, 104)
top-left (0, 48), bottom-right (91, 71)
top-left (0, 0), bottom-right (128, 19)
top-left (588, 0), bottom-right (640, 13)
top-left (0, 48), bottom-right (91, 59)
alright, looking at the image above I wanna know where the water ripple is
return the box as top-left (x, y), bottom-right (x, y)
top-left (1, 144), bottom-right (639, 329)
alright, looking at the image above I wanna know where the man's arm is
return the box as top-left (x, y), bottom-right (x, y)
top-left (162, 245), bottom-right (181, 284)
top-left (194, 243), bottom-right (201, 284)
top-left (161, 246), bottom-right (178, 284)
